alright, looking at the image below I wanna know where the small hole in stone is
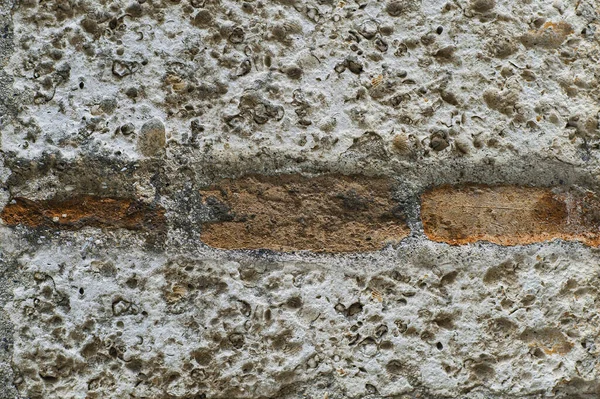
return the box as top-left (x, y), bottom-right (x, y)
top-left (79, 287), bottom-right (84, 295)
top-left (242, 363), bottom-right (253, 373)
top-left (436, 26), bottom-right (443, 34)
top-left (436, 342), bottom-right (443, 350)
top-left (79, 82), bottom-right (84, 89)
top-left (532, 347), bottom-right (545, 358)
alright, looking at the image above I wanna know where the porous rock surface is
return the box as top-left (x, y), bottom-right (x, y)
top-left (1, 0), bottom-right (600, 398)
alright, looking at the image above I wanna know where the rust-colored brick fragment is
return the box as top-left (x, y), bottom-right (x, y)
top-left (421, 185), bottom-right (600, 246)
top-left (1, 196), bottom-right (165, 231)
top-left (199, 174), bottom-right (409, 252)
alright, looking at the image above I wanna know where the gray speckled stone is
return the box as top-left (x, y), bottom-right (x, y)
top-left (2, 0), bottom-right (600, 397)
top-left (138, 118), bottom-right (166, 157)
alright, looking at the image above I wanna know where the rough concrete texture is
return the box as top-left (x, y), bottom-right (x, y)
top-left (2, 0), bottom-right (600, 398)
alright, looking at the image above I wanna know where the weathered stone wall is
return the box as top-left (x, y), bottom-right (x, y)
top-left (2, 0), bottom-right (600, 398)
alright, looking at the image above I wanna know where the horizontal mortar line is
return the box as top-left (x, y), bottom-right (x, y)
top-left (2, 180), bottom-right (600, 251)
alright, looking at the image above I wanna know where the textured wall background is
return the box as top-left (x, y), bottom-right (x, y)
top-left (2, 0), bottom-right (600, 398)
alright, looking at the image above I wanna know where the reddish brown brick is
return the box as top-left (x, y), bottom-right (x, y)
top-left (1, 196), bottom-right (165, 231)
top-left (421, 185), bottom-right (600, 246)
top-left (199, 174), bottom-right (409, 252)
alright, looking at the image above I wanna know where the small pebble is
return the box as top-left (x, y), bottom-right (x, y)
top-left (137, 118), bottom-right (166, 157)
top-left (120, 123), bottom-right (135, 135)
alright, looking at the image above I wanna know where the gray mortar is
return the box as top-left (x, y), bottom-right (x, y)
top-left (2, 0), bottom-right (600, 398)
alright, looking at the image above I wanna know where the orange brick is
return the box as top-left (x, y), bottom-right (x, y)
top-left (1, 196), bottom-right (165, 231)
top-left (421, 185), bottom-right (600, 246)
top-left (199, 174), bottom-right (409, 252)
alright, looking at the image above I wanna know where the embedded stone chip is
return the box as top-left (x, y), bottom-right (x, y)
top-left (137, 118), bottom-right (166, 157)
